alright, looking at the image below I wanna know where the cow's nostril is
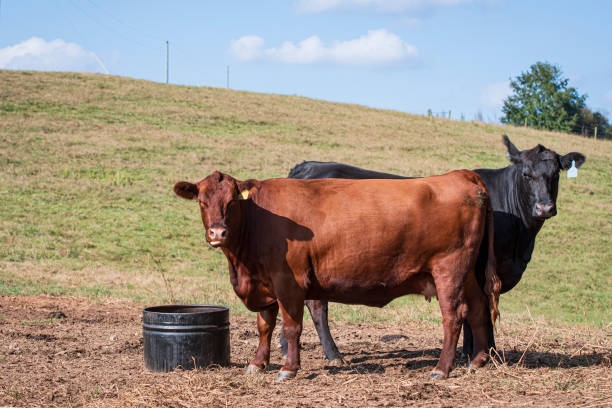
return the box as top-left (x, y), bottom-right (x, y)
top-left (535, 203), bottom-right (555, 217)
top-left (208, 227), bottom-right (227, 241)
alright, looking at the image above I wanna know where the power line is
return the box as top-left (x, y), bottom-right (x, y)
top-left (84, 0), bottom-right (165, 44)
top-left (66, 0), bottom-right (160, 52)
top-left (82, 0), bottom-right (189, 59)
top-left (66, 0), bottom-right (184, 81)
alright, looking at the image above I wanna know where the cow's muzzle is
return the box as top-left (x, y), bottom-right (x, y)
top-left (207, 224), bottom-right (228, 247)
top-left (534, 202), bottom-right (556, 219)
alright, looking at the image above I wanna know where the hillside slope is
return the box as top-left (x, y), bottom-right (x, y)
top-left (0, 70), bottom-right (610, 325)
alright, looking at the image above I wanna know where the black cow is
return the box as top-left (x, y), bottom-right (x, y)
top-left (281, 135), bottom-right (586, 363)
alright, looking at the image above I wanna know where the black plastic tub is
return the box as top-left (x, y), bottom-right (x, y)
top-left (143, 305), bottom-right (230, 372)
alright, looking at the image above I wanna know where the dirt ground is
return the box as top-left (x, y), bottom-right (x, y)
top-left (0, 295), bottom-right (610, 408)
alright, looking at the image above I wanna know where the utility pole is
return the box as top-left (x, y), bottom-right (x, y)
top-left (165, 41), bottom-right (169, 84)
top-left (226, 65), bottom-right (230, 89)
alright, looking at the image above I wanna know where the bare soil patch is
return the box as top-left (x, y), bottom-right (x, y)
top-left (0, 295), bottom-right (610, 407)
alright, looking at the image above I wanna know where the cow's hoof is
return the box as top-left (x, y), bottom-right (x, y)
top-left (245, 364), bottom-right (264, 374)
top-left (431, 370), bottom-right (447, 380)
top-left (276, 370), bottom-right (296, 382)
top-left (328, 358), bottom-right (347, 367)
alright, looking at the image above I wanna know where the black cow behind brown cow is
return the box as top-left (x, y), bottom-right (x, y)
top-left (174, 170), bottom-right (501, 380)
top-left (280, 135), bottom-right (586, 364)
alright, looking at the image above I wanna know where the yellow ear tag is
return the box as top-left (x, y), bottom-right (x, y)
top-left (240, 190), bottom-right (249, 200)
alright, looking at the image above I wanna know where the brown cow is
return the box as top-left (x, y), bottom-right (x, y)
top-left (174, 170), bottom-right (501, 381)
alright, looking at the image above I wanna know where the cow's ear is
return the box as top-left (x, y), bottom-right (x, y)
top-left (502, 134), bottom-right (522, 164)
top-left (174, 181), bottom-right (199, 200)
top-left (559, 152), bottom-right (586, 170)
top-left (236, 179), bottom-right (258, 200)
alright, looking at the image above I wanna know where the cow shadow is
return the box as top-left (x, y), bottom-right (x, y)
top-left (238, 201), bottom-right (314, 292)
top-left (245, 201), bottom-right (315, 243)
top-left (481, 348), bottom-right (611, 369)
top-left (342, 348), bottom-right (440, 373)
top-left (322, 346), bottom-right (610, 375)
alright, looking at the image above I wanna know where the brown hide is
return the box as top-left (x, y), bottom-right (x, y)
top-left (229, 171), bottom-right (483, 307)
top-left (175, 169), bottom-right (497, 379)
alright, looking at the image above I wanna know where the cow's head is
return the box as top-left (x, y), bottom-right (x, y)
top-left (503, 135), bottom-right (585, 220)
top-left (174, 171), bottom-right (253, 248)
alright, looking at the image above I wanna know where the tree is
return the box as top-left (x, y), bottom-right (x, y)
top-left (501, 62), bottom-right (586, 133)
top-left (575, 107), bottom-right (610, 139)
top-left (592, 112), bottom-right (610, 139)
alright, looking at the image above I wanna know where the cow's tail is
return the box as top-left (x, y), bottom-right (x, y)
top-left (483, 195), bottom-right (502, 330)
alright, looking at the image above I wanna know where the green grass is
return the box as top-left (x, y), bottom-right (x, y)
top-left (0, 70), bottom-right (610, 327)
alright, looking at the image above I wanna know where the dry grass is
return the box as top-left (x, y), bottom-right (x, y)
top-left (0, 295), bottom-right (610, 408)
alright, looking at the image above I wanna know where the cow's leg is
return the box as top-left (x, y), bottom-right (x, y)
top-left (305, 300), bottom-right (344, 364)
top-left (462, 322), bottom-right (474, 362)
top-left (434, 296), bottom-right (465, 379)
top-left (279, 316), bottom-right (288, 358)
top-left (432, 273), bottom-right (467, 379)
top-left (462, 310), bottom-right (496, 363)
top-left (464, 260), bottom-right (497, 362)
top-left (280, 300), bottom-right (344, 364)
top-left (277, 298), bottom-right (304, 381)
top-left (463, 271), bottom-right (491, 369)
top-left (486, 317), bottom-right (496, 351)
top-left (246, 303), bottom-right (279, 374)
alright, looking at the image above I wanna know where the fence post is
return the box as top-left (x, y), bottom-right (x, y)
top-left (594, 126), bottom-right (598, 139)
top-left (448, 110), bottom-right (451, 120)
top-left (524, 117), bottom-right (528, 127)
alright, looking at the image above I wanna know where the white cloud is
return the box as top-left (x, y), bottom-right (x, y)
top-left (0, 37), bottom-right (107, 73)
top-left (296, 0), bottom-right (474, 14)
top-left (229, 35), bottom-right (265, 62)
top-left (229, 29), bottom-right (417, 67)
top-left (481, 81), bottom-right (510, 109)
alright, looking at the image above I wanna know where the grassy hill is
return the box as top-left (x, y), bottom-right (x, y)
top-left (1, 70), bottom-right (610, 327)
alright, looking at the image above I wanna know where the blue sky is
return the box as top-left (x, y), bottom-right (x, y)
top-left (1, 0), bottom-right (611, 122)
